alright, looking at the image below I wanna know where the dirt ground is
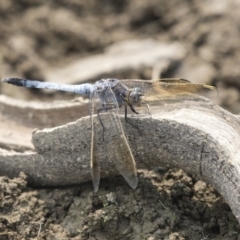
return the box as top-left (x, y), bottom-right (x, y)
top-left (1, 169), bottom-right (239, 240)
top-left (1, 0), bottom-right (240, 239)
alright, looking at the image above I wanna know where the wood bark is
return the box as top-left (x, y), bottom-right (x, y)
top-left (1, 97), bottom-right (240, 223)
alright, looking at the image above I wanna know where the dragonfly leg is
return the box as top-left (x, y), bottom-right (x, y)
top-left (97, 104), bottom-right (118, 140)
top-left (97, 108), bottom-right (107, 141)
top-left (124, 105), bottom-right (140, 130)
top-left (130, 99), bottom-right (152, 119)
top-left (129, 103), bottom-right (139, 115)
top-left (97, 108), bottom-right (106, 130)
top-left (144, 103), bottom-right (152, 118)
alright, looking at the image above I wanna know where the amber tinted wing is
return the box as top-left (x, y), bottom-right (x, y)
top-left (90, 92), bottom-right (101, 192)
top-left (120, 78), bottom-right (217, 103)
top-left (121, 78), bottom-right (191, 87)
top-left (90, 87), bottom-right (138, 192)
top-left (98, 88), bottom-right (138, 189)
top-left (156, 78), bottom-right (191, 84)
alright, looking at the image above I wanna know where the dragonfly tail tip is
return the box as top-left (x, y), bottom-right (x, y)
top-left (2, 78), bottom-right (9, 82)
top-left (2, 78), bottom-right (24, 87)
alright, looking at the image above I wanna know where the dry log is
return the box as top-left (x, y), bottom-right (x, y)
top-left (0, 95), bottom-right (89, 128)
top-left (1, 97), bottom-right (240, 223)
top-left (0, 95), bottom-right (89, 150)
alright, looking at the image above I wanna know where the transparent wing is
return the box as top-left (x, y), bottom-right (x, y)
top-left (120, 78), bottom-right (218, 104)
top-left (98, 88), bottom-right (138, 189)
top-left (154, 78), bottom-right (191, 84)
top-left (90, 91), bottom-right (101, 192)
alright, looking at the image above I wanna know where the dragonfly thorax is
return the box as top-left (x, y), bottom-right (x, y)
top-left (128, 87), bottom-right (144, 106)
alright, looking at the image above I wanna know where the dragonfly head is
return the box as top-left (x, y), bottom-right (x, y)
top-left (128, 87), bottom-right (144, 106)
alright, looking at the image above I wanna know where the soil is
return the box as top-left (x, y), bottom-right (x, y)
top-left (1, 0), bottom-right (240, 239)
top-left (1, 170), bottom-right (239, 240)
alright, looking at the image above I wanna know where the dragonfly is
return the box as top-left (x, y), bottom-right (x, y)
top-left (2, 77), bottom-right (217, 192)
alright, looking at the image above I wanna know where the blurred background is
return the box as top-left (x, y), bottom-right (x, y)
top-left (0, 0), bottom-right (240, 113)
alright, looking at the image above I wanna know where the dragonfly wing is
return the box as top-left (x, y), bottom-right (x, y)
top-left (156, 78), bottom-right (191, 84)
top-left (120, 78), bottom-right (190, 87)
top-left (90, 92), bottom-right (100, 192)
top-left (99, 88), bottom-right (138, 189)
top-left (120, 79), bottom-right (218, 103)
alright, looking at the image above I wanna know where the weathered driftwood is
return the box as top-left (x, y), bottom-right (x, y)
top-left (0, 95), bottom-right (89, 150)
top-left (0, 95), bottom-right (89, 129)
top-left (1, 97), bottom-right (240, 223)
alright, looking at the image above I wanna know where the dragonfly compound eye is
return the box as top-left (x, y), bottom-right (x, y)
top-left (129, 87), bottom-right (144, 105)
